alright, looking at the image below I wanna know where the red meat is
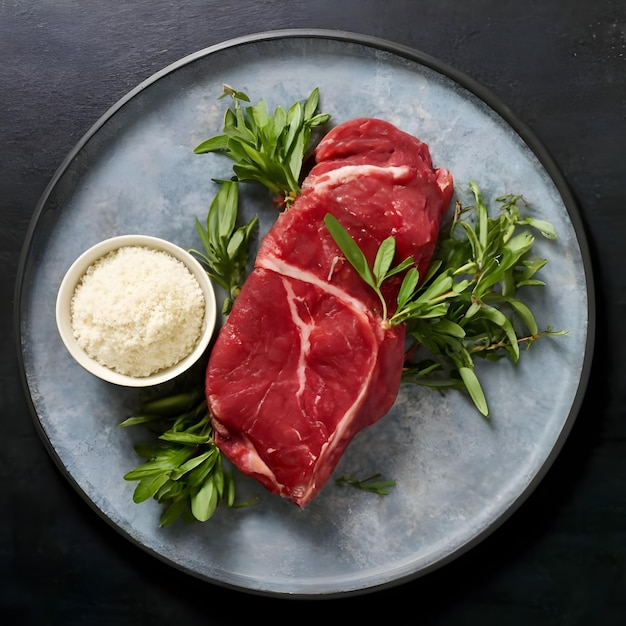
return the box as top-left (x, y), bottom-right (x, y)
top-left (206, 118), bottom-right (453, 507)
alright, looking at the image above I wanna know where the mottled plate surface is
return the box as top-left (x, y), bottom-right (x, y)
top-left (16, 30), bottom-right (594, 598)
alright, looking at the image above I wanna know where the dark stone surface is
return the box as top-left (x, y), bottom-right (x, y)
top-left (2, 1), bottom-right (624, 623)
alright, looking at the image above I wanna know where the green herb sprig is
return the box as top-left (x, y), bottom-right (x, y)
top-left (194, 84), bottom-right (331, 207)
top-left (189, 179), bottom-right (258, 314)
top-left (119, 387), bottom-right (236, 526)
top-left (323, 213), bottom-right (415, 322)
top-left (336, 473), bottom-right (396, 496)
top-left (323, 214), bottom-right (460, 328)
top-left (325, 181), bottom-right (566, 416)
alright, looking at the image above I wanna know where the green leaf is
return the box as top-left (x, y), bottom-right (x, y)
top-left (207, 181), bottom-right (238, 241)
top-left (434, 318), bottom-right (466, 338)
top-left (159, 497), bottom-right (191, 527)
top-left (309, 112), bottom-right (331, 127)
top-left (272, 105), bottom-right (287, 140)
top-left (194, 217), bottom-right (212, 253)
top-left (521, 217), bottom-right (558, 239)
top-left (159, 431), bottom-right (211, 445)
top-left (397, 267), bottom-right (420, 310)
top-left (139, 390), bottom-right (204, 417)
top-left (303, 87), bottom-right (321, 119)
top-left (169, 450), bottom-right (215, 481)
top-left (123, 449), bottom-right (192, 480)
top-left (507, 297), bottom-right (539, 335)
top-left (155, 479), bottom-right (185, 501)
top-left (194, 135), bottom-right (229, 154)
top-left (248, 99), bottom-right (271, 133)
top-left (516, 258), bottom-right (548, 283)
top-left (191, 479), bottom-right (219, 522)
top-left (118, 415), bottom-right (161, 428)
top-left (284, 101), bottom-right (304, 151)
top-left (373, 237), bottom-right (396, 284)
top-left (133, 440), bottom-right (175, 457)
top-left (186, 454), bottom-right (219, 489)
top-left (501, 233), bottom-right (535, 271)
top-left (324, 214), bottom-right (376, 289)
top-left (223, 472), bottom-right (236, 507)
top-left (477, 304), bottom-right (520, 361)
top-left (133, 473), bottom-right (172, 503)
top-left (220, 84), bottom-right (250, 102)
top-left (286, 131), bottom-right (306, 183)
top-left (414, 271), bottom-right (455, 305)
top-left (383, 258), bottom-right (414, 283)
top-left (458, 366), bottom-right (489, 417)
top-left (458, 221), bottom-right (484, 267)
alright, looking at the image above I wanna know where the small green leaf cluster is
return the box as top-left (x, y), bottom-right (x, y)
top-left (189, 180), bottom-right (258, 314)
top-left (194, 85), bottom-right (331, 206)
top-left (120, 387), bottom-right (235, 526)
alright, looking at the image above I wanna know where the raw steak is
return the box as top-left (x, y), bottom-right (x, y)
top-left (206, 118), bottom-right (453, 507)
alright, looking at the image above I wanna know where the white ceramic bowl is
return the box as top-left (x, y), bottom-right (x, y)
top-left (56, 234), bottom-right (217, 387)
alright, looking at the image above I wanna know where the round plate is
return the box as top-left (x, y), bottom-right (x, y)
top-left (15, 30), bottom-right (594, 598)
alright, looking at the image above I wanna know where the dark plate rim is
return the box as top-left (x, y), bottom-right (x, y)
top-left (13, 28), bottom-right (596, 599)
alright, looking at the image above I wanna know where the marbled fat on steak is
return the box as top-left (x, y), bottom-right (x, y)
top-left (206, 118), bottom-right (454, 507)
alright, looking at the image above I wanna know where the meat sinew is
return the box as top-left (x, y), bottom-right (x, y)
top-left (206, 118), bottom-right (454, 507)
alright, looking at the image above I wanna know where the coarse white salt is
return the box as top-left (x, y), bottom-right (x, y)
top-left (70, 245), bottom-right (205, 378)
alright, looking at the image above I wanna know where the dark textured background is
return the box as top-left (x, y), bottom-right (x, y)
top-left (2, 1), bottom-right (625, 623)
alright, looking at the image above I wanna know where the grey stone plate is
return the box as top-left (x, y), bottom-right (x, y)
top-left (16, 30), bottom-right (594, 598)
